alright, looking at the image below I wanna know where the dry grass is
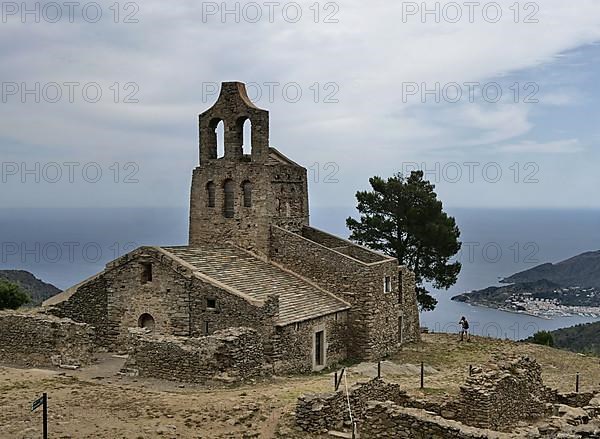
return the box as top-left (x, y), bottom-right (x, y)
top-left (1, 334), bottom-right (598, 438)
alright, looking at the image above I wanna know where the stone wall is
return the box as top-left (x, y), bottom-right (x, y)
top-left (271, 225), bottom-right (419, 360)
top-left (361, 402), bottom-right (516, 439)
top-left (50, 247), bottom-right (278, 351)
top-left (295, 378), bottom-right (412, 434)
top-left (0, 312), bottom-right (96, 368)
top-left (450, 356), bottom-right (546, 430)
top-left (273, 312), bottom-right (348, 374)
top-left (48, 274), bottom-right (111, 347)
top-left (124, 327), bottom-right (266, 384)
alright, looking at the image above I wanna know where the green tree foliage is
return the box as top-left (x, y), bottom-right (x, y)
top-left (0, 279), bottom-right (30, 310)
top-left (532, 330), bottom-right (555, 347)
top-left (346, 171), bottom-right (461, 311)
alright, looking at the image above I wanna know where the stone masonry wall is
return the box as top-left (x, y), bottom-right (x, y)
top-left (450, 356), bottom-right (546, 430)
top-left (51, 247), bottom-right (278, 352)
top-left (295, 378), bottom-right (412, 434)
top-left (361, 402), bottom-right (516, 439)
top-left (0, 312), bottom-right (96, 368)
top-left (124, 327), bottom-right (265, 384)
top-left (271, 225), bottom-right (418, 360)
top-left (189, 82), bottom-right (309, 257)
top-left (399, 266), bottom-right (420, 344)
top-left (273, 312), bottom-right (348, 374)
top-left (49, 274), bottom-right (110, 347)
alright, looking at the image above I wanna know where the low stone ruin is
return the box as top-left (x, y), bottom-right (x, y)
top-left (0, 311), bottom-right (96, 368)
top-left (295, 357), bottom-right (600, 438)
top-left (295, 378), bottom-right (411, 434)
top-left (123, 326), bottom-right (267, 384)
top-left (450, 356), bottom-right (546, 430)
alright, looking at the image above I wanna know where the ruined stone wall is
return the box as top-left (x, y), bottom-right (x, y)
top-left (361, 402), bottom-right (516, 439)
top-left (49, 274), bottom-right (111, 347)
top-left (451, 357), bottom-right (546, 430)
top-left (295, 378), bottom-right (412, 434)
top-left (0, 312), bottom-right (95, 368)
top-left (124, 327), bottom-right (265, 384)
top-left (272, 312), bottom-right (348, 374)
top-left (271, 225), bottom-right (414, 360)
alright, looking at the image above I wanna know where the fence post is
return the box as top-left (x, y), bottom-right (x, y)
top-left (420, 362), bottom-right (424, 389)
top-left (469, 364), bottom-right (472, 376)
top-left (378, 361), bottom-right (381, 379)
top-left (576, 372), bottom-right (580, 393)
top-left (42, 393), bottom-right (48, 439)
top-left (334, 372), bottom-right (338, 391)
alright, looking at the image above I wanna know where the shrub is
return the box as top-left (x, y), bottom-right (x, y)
top-left (0, 279), bottom-right (30, 310)
top-left (532, 330), bottom-right (554, 347)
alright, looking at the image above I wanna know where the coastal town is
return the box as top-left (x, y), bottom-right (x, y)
top-left (499, 287), bottom-right (600, 319)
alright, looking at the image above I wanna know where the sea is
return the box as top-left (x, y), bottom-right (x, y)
top-left (1, 206), bottom-right (599, 340)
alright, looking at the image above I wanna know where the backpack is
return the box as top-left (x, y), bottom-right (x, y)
top-left (463, 320), bottom-right (469, 330)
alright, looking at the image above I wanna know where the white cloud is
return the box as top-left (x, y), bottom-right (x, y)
top-left (496, 139), bottom-right (584, 154)
top-left (1, 0), bottom-right (600, 207)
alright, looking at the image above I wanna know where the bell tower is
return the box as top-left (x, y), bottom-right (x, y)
top-left (188, 82), bottom-right (309, 256)
top-left (198, 82), bottom-right (270, 164)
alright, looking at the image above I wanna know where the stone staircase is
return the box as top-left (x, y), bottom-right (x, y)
top-left (163, 245), bottom-right (349, 326)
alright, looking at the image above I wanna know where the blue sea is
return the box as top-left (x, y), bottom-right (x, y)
top-left (1, 207), bottom-right (599, 340)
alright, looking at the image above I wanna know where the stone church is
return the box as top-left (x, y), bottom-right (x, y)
top-left (45, 82), bottom-right (420, 373)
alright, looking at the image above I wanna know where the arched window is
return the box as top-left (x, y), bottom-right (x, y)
top-left (206, 181), bottom-right (215, 207)
top-left (242, 181), bottom-right (252, 207)
top-left (236, 116), bottom-right (252, 157)
top-left (242, 118), bottom-right (252, 155)
top-left (215, 120), bottom-right (225, 158)
top-left (223, 179), bottom-right (235, 218)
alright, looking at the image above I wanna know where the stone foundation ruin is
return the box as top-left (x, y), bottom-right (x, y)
top-left (123, 327), bottom-right (267, 384)
top-left (295, 356), bottom-right (600, 438)
top-left (0, 311), bottom-right (96, 368)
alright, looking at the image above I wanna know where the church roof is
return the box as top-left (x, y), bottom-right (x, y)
top-left (161, 245), bottom-right (351, 326)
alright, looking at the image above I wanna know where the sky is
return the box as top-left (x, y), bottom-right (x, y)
top-left (2, 0), bottom-right (600, 210)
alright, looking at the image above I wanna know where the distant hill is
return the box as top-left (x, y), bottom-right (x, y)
top-left (531, 321), bottom-right (600, 356)
top-left (0, 270), bottom-right (61, 306)
top-left (451, 279), bottom-right (562, 308)
top-left (501, 250), bottom-right (600, 288)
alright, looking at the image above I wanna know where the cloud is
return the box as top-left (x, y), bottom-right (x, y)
top-left (496, 139), bottom-right (584, 154)
top-left (1, 0), bottom-right (600, 207)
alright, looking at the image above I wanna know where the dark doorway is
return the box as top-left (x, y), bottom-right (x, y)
top-left (315, 330), bottom-right (325, 366)
top-left (138, 313), bottom-right (155, 331)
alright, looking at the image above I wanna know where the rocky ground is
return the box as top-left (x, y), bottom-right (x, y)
top-left (1, 334), bottom-right (599, 438)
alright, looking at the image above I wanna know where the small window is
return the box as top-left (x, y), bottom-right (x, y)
top-left (223, 179), bottom-right (235, 218)
top-left (242, 181), bottom-right (252, 207)
top-left (206, 298), bottom-right (216, 310)
top-left (141, 263), bottom-right (152, 284)
top-left (315, 330), bottom-right (325, 366)
top-left (206, 181), bottom-right (215, 207)
top-left (384, 276), bottom-right (391, 293)
top-left (204, 321), bottom-right (210, 335)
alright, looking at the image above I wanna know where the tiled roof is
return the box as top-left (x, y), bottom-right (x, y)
top-left (161, 245), bottom-right (350, 326)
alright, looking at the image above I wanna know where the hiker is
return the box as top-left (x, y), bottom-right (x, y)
top-left (459, 316), bottom-right (470, 342)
